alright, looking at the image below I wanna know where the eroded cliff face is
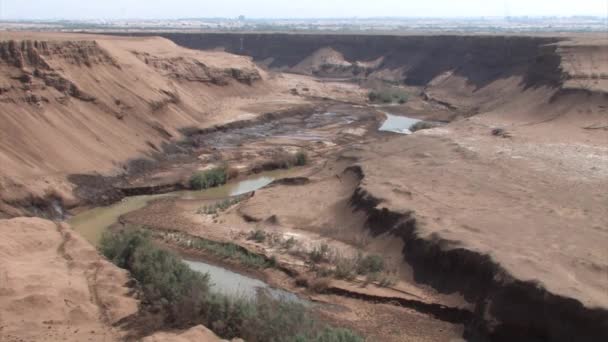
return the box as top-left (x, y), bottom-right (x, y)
top-left (158, 34), bottom-right (560, 84)
top-left (147, 33), bottom-right (582, 117)
top-left (347, 167), bottom-right (608, 342)
top-left (0, 34), bottom-right (265, 217)
top-left (0, 40), bottom-right (110, 104)
top-left (132, 51), bottom-right (261, 85)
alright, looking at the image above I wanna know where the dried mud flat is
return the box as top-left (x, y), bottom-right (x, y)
top-left (0, 31), bottom-right (607, 341)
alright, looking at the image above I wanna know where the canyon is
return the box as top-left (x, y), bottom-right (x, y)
top-left (0, 31), bottom-right (606, 341)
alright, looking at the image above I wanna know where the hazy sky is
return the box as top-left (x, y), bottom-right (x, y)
top-left (1, 0), bottom-right (607, 20)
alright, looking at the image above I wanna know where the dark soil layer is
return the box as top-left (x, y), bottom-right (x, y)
top-left (146, 33), bottom-right (563, 89)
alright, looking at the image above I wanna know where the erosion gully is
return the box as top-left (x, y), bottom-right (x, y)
top-left (67, 106), bottom-right (439, 337)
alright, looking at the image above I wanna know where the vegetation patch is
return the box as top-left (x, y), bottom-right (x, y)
top-left (197, 194), bottom-right (249, 216)
top-left (308, 243), bottom-right (331, 263)
top-left (240, 227), bottom-right (395, 289)
top-left (248, 229), bottom-right (268, 243)
top-left (246, 231), bottom-right (396, 288)
top-left (190, 167), bottom-right (227, 190)
top-left (294, 151), bottom-right (308, 166)
top-left (261, 150), bottom-right (309, 170)
top-left (100, 230), bottom-right (363, 341)
top-left (156, 230), bottom-right (274, 269)
top-left (368, 87), bottom-right (409, 104)
top-left (305, 243), bottom-right (396, 287)
top-left (356, 254), bottom-right (385, 275)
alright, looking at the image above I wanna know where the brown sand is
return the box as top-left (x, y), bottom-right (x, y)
top-left (0, 218), bottom-right (138, 341)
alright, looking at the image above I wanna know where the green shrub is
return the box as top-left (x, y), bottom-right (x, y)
top-left (378, 275), bottom-right (397, 288)
top-left (190, 167), bottom-right (227, 190)
top-left (100, 229), bottom-right (151, 269)
top-left (357, 255), bottom-right (384, 275)
top-left (334, 259), bottom-right (357, 281)
top-left (194, 239), bottom-right (268, 269)
top-left (269, 151), bottom-right (296, 169)
top-left (283, 236), bottom-right (297, 250)
top-left (294, 151), bottom-right (308, 166)
top-left (198, 195), bottom-right (248, 215)
top-left (241, 292), bottom-right (314, 341)
top-left (248, 229), bottom-right (267, 243)
top-left (203, 293), bottom-right (256, 338)
top-left (309, 243), bottom-right (330, 263)
top-left (368, 88), bottom-right (408, 104)
top-left (100, 230), bottom-right (210, 324)
top-left (159, 230), bottom-right (273, 269)
top-left (102, 230), bottom-right (364, 341)
top-left (265, 150), bottom-right (309, 170)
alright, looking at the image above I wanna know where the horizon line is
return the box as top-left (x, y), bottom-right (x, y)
top-left (1, 15), bottom-right (607, 22)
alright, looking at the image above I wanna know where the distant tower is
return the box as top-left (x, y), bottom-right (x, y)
top-left (238, 15), bottom-right (246, 22)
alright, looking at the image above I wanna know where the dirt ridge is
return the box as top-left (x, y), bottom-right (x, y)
top-left (146, 224), bottom-right (475, 327)
top-left (324, 286), bottom-right (473, 325)
top-left (148, 33), bottom-right (563, 87)
top-left (347, 166), bottom-right (608, 342)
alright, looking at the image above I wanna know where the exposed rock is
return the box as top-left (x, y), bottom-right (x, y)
top-left (133, 52), bottom-right (262, 85)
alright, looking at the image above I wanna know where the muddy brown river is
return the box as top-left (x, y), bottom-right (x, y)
top-left (68, 169), bottom-right (306, 303)
top-left (68, 169), bottom-right (289, 245)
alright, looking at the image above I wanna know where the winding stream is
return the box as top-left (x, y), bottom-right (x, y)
top-left (68, 170), bottom-right (307, 301)
top-left (68, 170), bottom-right (288, 245)
top-left (66, 109), bottom-right (377, 305)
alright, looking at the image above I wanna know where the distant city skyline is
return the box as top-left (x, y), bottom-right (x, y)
top-left (1, 0), bottom-right (607, 20)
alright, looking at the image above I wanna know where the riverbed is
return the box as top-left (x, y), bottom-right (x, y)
top-left (68, 169), bottom-right (289, 245)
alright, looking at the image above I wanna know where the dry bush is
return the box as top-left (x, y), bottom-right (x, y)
top-left (309, 277), bottom-right (332, 293)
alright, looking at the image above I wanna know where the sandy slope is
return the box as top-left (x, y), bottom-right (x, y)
top-left (0, 32), bottom-right (365, 217)
top-left (143, 325), bottom-right (236, 342)
top-left (0, 218), bottom-right (138, 341)
top-left (0, 33), bottom-right (262, 182)
top-left (355, 96), bottom-right (608, 310)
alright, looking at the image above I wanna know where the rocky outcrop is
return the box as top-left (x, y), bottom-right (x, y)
top-left (133, 52), bottom-right (262, 85)
top-left (0, 40), bottom-right (113, 103)
top-left (0, 40), bottom-right (119, 70)
top-left (0, 34), bottom-right (270, 217)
